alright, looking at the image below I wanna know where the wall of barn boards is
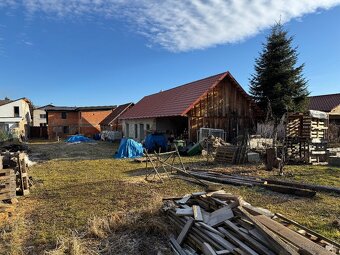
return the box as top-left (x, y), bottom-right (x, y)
top-left (187, 79), bottom-right (255, 141)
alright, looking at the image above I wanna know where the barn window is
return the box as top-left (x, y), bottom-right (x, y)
top-left (63, 126), bottom-right (69, 134)
top-left (61, 112), bottom-right (67, 119)
top-left (134, 124), bottom-right (138, 138)
top-left (125, 123), bottom-right (129, 137)
top-left (14, 106), bottom-right (19, 117)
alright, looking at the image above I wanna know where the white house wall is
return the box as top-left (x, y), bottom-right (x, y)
top-left (0, 99), bottom-right (32, 137)
top-left (122, 118), bottom-right (155, 141)
top-left (33, 109), bottom-right (47, 127)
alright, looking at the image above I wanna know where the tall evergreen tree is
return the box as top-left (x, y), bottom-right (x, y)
top-left (250, 23), bottom-right (309, 131)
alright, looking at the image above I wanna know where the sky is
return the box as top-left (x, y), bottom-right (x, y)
top-left (0, 0), bottom-right (340, 107)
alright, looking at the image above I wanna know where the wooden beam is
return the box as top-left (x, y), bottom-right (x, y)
top-left (255, 214), bottom-right (334, 255)
top-left (177, 218), bottom-right (195, 245)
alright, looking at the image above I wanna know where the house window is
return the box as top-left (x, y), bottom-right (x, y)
top-left (40, 114), bottom-right (46, 119)
top-left (134, 124), bottom-right (138, 138)
top-left (40, 123), bottom-right (47, 127)
top-left (14, 106), bottom-right (19, 117)
top-left (61, 112), bottom-right (67, 119)
top-left (146, 124), bottom-right (150, 130)
top-left (63, 126), bottom-right (69, 134)
top-left (140, 124), bottom-right (145, 140)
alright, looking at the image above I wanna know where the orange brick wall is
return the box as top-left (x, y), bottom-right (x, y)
top-left (79, 110), bottom-right (112, 137)
top-left (47, 110), bottom-right (113, 139)
top-left (47, 111), bottom-right (79, 139)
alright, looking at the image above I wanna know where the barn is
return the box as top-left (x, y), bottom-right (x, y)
top-left (119, 71), bottom-right (260, 142)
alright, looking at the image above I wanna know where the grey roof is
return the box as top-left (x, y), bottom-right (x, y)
top-left (0, 99), bottom-right (12, 106)
top-left (308, 93), bottom-right (340, 112)
top-left (46, 105), bottom-right (117, 112)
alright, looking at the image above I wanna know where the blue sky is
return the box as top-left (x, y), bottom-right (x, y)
top-left (0, 0), bottom-right (340, 107)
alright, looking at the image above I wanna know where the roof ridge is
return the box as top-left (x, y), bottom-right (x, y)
top-left (309, 93), bottom-right (340, 98)
top-left (144, 71), bottom-right (228, 98)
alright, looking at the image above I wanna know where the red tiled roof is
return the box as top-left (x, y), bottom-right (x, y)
top-left (308, 93), bottom-right (340, 112)
top-left (100, 103), bottom-right (134, 125)
top-left (120, 71), bottom-right (253, 120)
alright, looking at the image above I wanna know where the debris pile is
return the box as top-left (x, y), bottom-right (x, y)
top-left (0, 151), bottom-right (30, 220)
top-left (163, 190), bottom-right (339, 255)
top-left (100, 130), bottom-right (122, 141)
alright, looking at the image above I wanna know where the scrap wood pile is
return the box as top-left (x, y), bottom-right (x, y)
top-left (200, 135), bottom-right (248, 165)
top-left (184, 170), bottom-right (340, 197)
top-left (214, 136), bottom-right (249, 165)
top-left (163, 190), bottom-right (339, 255)
top-left (0, 150), bottom-right (30, 221)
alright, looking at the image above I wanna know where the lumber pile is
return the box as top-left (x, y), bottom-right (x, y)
top-left (184, 170), bottom-right (318, 197)
top-left (164, 190), bottom-right (339, 255)
top-left (0, 151), bottom-right (30, 220)
top-left (286, 111), bottom-right (328, 165)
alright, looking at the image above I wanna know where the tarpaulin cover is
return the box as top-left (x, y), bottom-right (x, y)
top-left (144, 134), bottom-right (167, 153)
top-left (66, 135), bottom-right (93, 143)
top-left (115, 138), bottom-right (144, 158)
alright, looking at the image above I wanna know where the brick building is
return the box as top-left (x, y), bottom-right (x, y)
top-left (46, 105), bottom-right (116, 139)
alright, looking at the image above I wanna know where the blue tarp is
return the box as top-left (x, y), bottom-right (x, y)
top-left (144, 134), bottom-right (167, 153)
top-left (115, 138), bottom-right (144, 158)
top-left (66, 135), bottom-right (93, 143)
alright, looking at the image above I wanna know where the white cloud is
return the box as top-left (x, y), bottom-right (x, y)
top-left (0, 0), bottom-right (340, 51)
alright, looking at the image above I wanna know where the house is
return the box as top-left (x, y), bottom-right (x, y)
top-left (46, 105), bottom-right (116, 139)
top-left (119, 71), bottom-right (259, 142)
top-left (33, 104), bottom-right (54, 127)
top-left (308, 93), bottom-right (340, 125)
top-left (0, 98), bottom-right (32, 139)
top-left (100, 103), bottom-right (134, 131)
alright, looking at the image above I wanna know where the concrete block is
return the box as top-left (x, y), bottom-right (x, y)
top-left (328, 156), bottom-right (340, 167)
top-left (248, 152), bottom-right (261, 163)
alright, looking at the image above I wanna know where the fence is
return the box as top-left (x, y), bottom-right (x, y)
top-left (197, 128), bottom-right (226, 142)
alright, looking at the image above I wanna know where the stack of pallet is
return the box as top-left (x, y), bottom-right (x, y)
top-left (286, 111), bottom-right (328, 165)
top-left (0, 151), bottom-right (30, 220)
top-left (0, 156), bottom-right (16, 201)
top-left (164, 190), bottom-right (339, 255)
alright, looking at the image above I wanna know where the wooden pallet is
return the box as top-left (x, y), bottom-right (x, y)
top-left (214, 146), bottom-right (237, 164)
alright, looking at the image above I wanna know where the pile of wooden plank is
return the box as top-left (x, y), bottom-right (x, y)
top-left (183, 170), bottom-right (325, 197)
top-left (164, 190), bottom-right (339, 255)
top-left (286, 111), bottom-right (328, 165)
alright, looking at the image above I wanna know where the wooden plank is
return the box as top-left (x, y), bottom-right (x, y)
top-left (170, 237), bottom-right (187, 255)
top-left (193, 205), bottom-right (203, 222)
top-left (196, 222), bottom-right (224, 237)
top-left (218, 227), bottom-right (259, 255)
top-left (176, 194), bottom-right (192, 204)
top-left (255, 214), bottom-right (334, 255)
top-left (238, 207), bottom-right (299, 255)
top-left (224, 220), bottom-right (275, 255)
top-left (201, 230), bottom-right (235, 252)
top-left (202, 242), bottom-right (217, 255)
top-left (176, 208), bottom-right (194, 216)
top-left (177, 218), bottom-right (195, 245)
top-left (275, 213), bottom-right (340, 249)
top-left (207, 207), bottom-right (234, 227)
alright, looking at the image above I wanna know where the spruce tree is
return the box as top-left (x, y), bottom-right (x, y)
top-left (250, 23), bottom-right (309, 133)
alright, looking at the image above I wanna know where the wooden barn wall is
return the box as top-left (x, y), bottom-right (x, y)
top-left (187, 79), bottom-right (254, 141)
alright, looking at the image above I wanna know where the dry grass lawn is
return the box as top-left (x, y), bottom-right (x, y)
top-left (0, 140), bottom-right (339, 254)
